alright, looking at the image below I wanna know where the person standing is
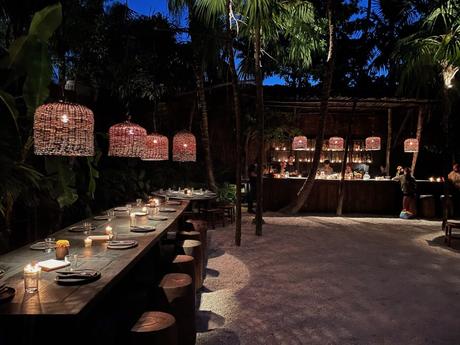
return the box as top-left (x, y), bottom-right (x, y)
top-left (247, 162), bottom-right (257, 213)
top-left (393, 167), bottom-right (417, 218)
top-left (448, 163), bottom-right (460, 216)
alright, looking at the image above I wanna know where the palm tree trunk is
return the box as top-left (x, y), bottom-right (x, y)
top-left (226, 0), bottom-right (242, 246)
top-left (411, 106), bottom-right (424, 175)
top-left (385, 108), bottom-right (392, 175)
top-left (280, 0), bottom-right (336, 214)
top-left (193, 63), bottom-right (217, 192)
top-left (254, 25), bottom-right (264, 236)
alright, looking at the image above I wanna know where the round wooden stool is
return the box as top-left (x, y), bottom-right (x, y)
top-left (185, 219), bottom-right (208, 263)
top-left (177, 231), bottom-right (201, 242)
top-left (171, 255), bottom-right (196, 294)
top-left (180, 240), bottom-right (203, 289)
top-left (131, 311), bottom-right (178, 345)
top-left (419, 195), bottom-right (436, 218)
top-left (159, 273), bottom-right (195, 345)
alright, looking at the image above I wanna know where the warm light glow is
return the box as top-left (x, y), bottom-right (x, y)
top-left (329, 137), bottom-right (344, 151)
top-left (173, 131), bottom-right (196, 162)
top-left (365, 136), bottom-right (381, 151)
top-left (61, 114), bottom-right (69, 123)
top-left (108, 121), bottom-right (147, 157)
top-left (292, 136), bottom-right (308, 151)
top-left (404, 138), bottom-right (419, 153)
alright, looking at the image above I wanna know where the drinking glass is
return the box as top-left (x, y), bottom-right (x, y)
top-left (126, 203), bottom-right (132, 212)
top-left (65, 254), bottom-right (78, 271)
top-left (107, 209), bottom-right (115, 221)
top-left (44, 237), bottom-right (55, 253)
top-left (111, 231), bottom-right (118, 241)
top-left (165, 195), bottom-right (169, 203)
top-left (83, 221), bottom-right (92, 235)
top-left (136, 198), bottom-right (142, 207)
top-left (24, 264), bottom-right (40, 293)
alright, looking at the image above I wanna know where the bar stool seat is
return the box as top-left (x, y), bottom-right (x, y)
top-left (180, 240), bottom-right (203, 289)
top-left (171, 255), bottom-right (196, 293)
top-left (177, 231), bottom-right (201, 242)
top-left (159, 273), bottom-right (195, 345)
top-left (131, 311), bottom-right (177, 345)
top-left (185, 220), bottom-right (208, 266)
top-left (419, 195), bottom-right (436, 219)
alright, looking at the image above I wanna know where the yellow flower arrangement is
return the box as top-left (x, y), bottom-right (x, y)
top-left (55, 240), bottom-right (70, 248)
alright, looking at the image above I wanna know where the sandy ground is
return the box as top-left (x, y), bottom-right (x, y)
top-left (195, 213), bottom-right (460, 345)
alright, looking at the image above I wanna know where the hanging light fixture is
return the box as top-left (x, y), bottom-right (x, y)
top-left (365, 136), bottom-right (381, 151)
top-left (329, 137), bottom-right (344, 151)
top-left (141, 133), bottom-right (168, 161)
top-left (108, 120), bottom-right (147, 157)
top-left (292, 136), bottom-right (308, 151)
top-left (404, 138), bottom-right (419, 153)
top-left (173, 131), bottom-right (196, 162)
top-left (34, 101), bottom-right (94, 156)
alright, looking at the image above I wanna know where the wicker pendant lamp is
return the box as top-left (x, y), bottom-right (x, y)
top-left (141, 133), bottom-right (168, 161)
top-left (329, 137), bottom-right (344, 151)
top-left (34, 101), bottom-right (94, 156)
top-left (292, 136), bottom-right (308, 151)
top-left (108, 119), bottom-right (147, 157)
top-left (365, 136), bottom-right (381, 151)
top-left (173, 131), bottom-right (196, 162)
top-left (404, 138), bottom-right (419, 153)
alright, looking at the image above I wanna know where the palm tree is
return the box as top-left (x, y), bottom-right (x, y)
top-left (168, 0), bottom-right (218, 192)
top-left (281, 0), bottom-right (337, 214)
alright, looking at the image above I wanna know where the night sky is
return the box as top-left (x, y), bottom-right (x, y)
top-left (125, 0), bottom-right (370, 85)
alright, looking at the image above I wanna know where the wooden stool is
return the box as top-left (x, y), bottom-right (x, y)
top-left (177, 231), bottom-right (201, 242)
top-left (185, 220), bottom-right (208, 266)
top-left (218, 203), bottom-right (235, 223)
top-left (180, 240), bottom-right (203, 289)
top-left (201, 208), bottom-right (225, 229)
top-left (131, 311), bottom-right (178, 345)
top-left (441, 195), bottom-right (454, 229)
top-left (445, 221), bottom-right (460, 247)
top-left (159, 273), bottom-right (195, 345)
top-left (419, 195), bottom-right (436, 219)
top-left (171, 255), bottom-right (196, 293)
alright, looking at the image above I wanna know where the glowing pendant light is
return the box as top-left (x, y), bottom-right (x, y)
top-left (404, 138), bottom-right (419, 153)
top-left (365, 136), bottom-right (381, 151)
top-left (108, 120), bottom-right (147, 157)
top-left (329, 137), bottom-right (344, 151)
top-left (292, 136), bottom-right (308, 151)
top-left (34, 101), bottom-right (94, 156)
top-left (141, 133), bottom-right (169, 161)
top-left (173, 131), bottom-right (196, 162)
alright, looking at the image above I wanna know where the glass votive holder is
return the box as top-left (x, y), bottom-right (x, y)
top-left (24, 263), bottom-right (40, 293)
top-left (84, 237), bottom-right (92, 248)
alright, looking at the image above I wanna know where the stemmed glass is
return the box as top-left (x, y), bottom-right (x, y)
top-left (107, 209), bottom-right (115, 221)
top-left (44, 237), bottom-right (55, 253)
top-left (83, 222), bottom-right (92, 235)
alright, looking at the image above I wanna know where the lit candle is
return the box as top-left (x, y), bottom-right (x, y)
top-left (105, 226), bottom-right (113, 236)
top-left (429, 177), bottom-right (435, 182)
top-left (24, 263), bottom-right (40, 293)
top-left (154, 198), bottom-right (160, 207)
top-left (142, 207), bottom-right (148, 213)
top-left (84, 237), bottom-right (92, 247)
top-left (436, 177), bottom-right (442, 182)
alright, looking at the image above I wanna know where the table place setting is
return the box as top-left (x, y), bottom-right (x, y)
top-left (147, 215), bottom-right (168, 221)
top-left (0, 282), bottom-right (15, 304)
top-left (68, 223), bottom-right (96, 233)
top-left (130, 225), bottom-right (156, 233)
top-left (93, 215), bottom-right (109, 221)
top-left (55, 269), bottom-right (101, 286)
top-left (107, 240), bottom-right (138, 249)
top-left (159, 207), bottom-right (176, 213)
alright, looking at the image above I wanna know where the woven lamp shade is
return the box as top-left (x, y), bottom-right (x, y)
top-left (292, 136), bottom-right (308, 151)
top-left (141, 133), bottom-right (169, 161)
top-left (329, 137), bottom-right (344, 151)
top-left (365, 136), bottom-right (381, 151)
top-left (108, 121), bottom-right (147, 157)
top-left (404, 138), bottom-right (419, 153)
top-left (173, 131), bottom-right (196, 162)
top-left (34, 102), bottom-right (94, 156)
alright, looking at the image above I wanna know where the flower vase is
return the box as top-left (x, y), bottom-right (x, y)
top-left (56, 247), bottom-right (69, 260)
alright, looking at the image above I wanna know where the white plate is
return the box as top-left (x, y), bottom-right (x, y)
top-left (132, 211), bottom-right (148, 217)
top-left (93, 215), bottom-right (109, 221)
top-left (30, 242), bottom-right (48, 250)
top-left (159, 208), bottom-right (176, 213)
top-left (114, 207), bottom-right (128, 212)
top-left (148, 216), bottom-right (168, 221)
top-left (107, 240), bottom-right (138, 249)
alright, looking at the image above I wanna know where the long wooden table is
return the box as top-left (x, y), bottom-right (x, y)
top-left (0, 201), bottom-right (189, 316)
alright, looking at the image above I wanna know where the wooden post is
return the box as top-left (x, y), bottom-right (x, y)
top-left (336, 101), bottom-right (356, 216)
top-left (411, 106), bottom-right (424, 175)
top-left (385, 108), bottom-right (392, 176)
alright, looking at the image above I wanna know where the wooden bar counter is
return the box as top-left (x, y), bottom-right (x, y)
top-left (263, 177), bottom-right (444, 215)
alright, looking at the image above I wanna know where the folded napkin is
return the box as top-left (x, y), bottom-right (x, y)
top-left (130, 226), bottom-right (155, 233)
top-left (56, 270), bottom-right (99, 279)
top-left (38, 259), bottom-right (70, 272)
top-left (107, 240), bottom-right (136, 246)
top-left (88, 235), bottom-right (110, 241)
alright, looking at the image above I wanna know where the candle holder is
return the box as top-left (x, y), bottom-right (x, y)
top-left (84, 237), bottom-right (92, 248)
top-left (24, 263), bottom-right (40, 293)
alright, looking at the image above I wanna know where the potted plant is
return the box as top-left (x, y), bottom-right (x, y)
top-left (55, 240), bottom-right (70, 260)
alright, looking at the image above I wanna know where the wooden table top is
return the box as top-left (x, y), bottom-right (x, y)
top-left (0, 201), bottom-right (189, 316)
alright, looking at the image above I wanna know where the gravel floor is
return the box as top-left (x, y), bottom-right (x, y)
top-left (196, 213), bottom-right (460, 345)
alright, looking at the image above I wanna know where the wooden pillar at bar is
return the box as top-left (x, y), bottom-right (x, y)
top-left (411, 106), bottom-right (424, 175)
top-left (336, 100), bottom-right (357, 216)
top-left (385, 108), bottom-right (392, 176)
